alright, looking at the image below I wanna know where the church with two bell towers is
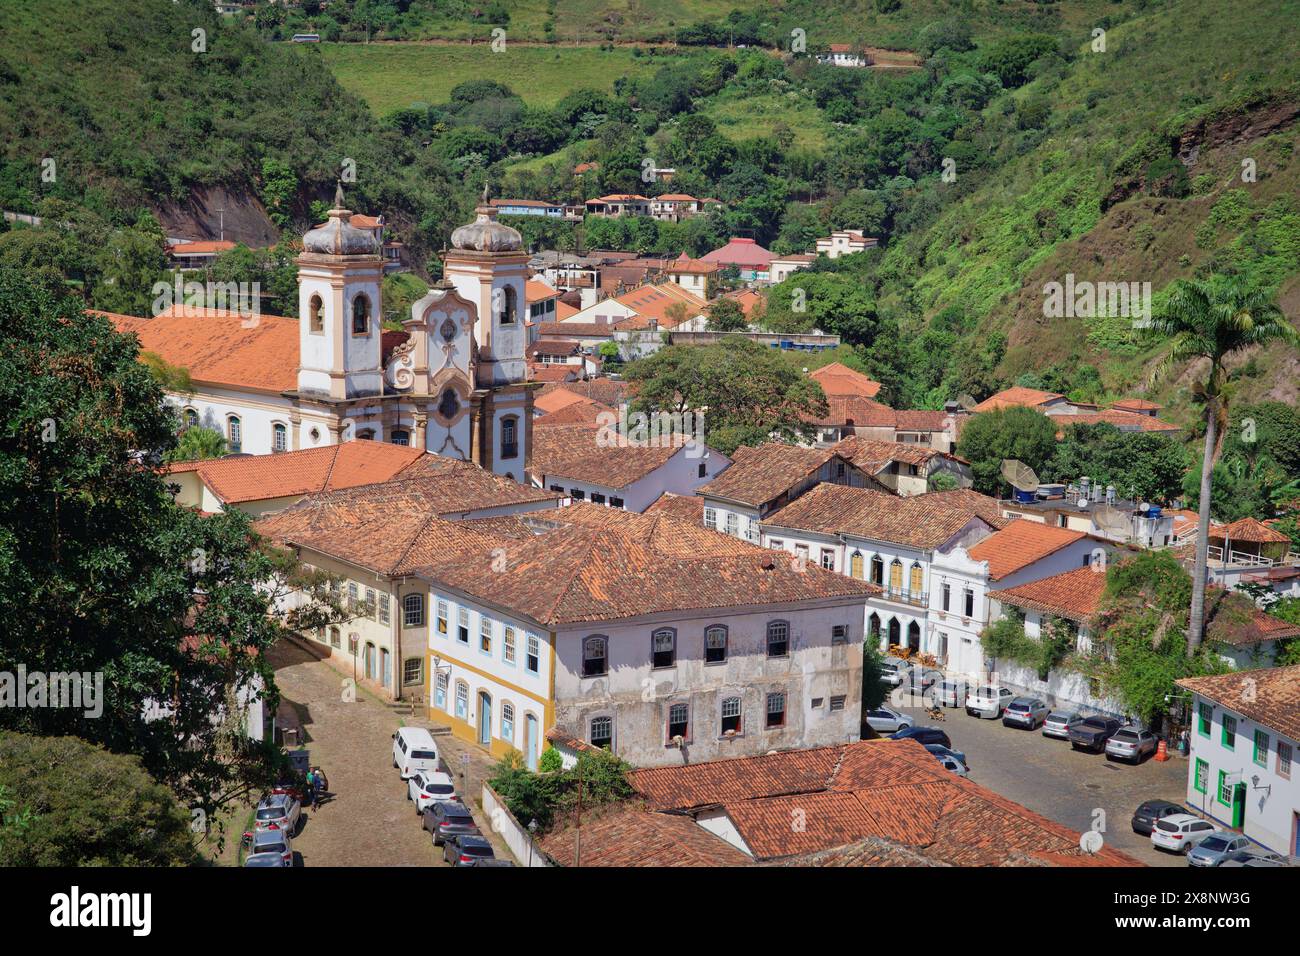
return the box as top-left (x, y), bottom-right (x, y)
top-left (120, 187), bottom-right (536, 483)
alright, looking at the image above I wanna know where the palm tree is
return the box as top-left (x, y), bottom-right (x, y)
top-left (1149, 277), bottom-right (1296, 657)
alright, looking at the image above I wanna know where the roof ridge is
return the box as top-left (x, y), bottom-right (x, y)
top-left (319, 443), bottom-right (345, 491)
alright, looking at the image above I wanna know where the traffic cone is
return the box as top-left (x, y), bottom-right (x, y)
top-left (1155, 738), bottom-right (1169, 762)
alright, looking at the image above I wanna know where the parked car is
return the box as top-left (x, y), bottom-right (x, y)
top-left (1002, 697), bottom-right (1049, 730)
top-left (407, 770), bottom-right (458, 815)
top-left (901, 667), bottom-right (943, 694)
top-left (934, 679), bottom-right (968, 708)
top-left (469, 858), bottom-right (516, 867)
top-left (890, 726), bottom-right (952, 749)
top-left (247, 826), bottom-right (293, 866)
top-left (1220, 849), bottom-right (1291, 867)
top-left (865, 706), bottom-right (914, 734)
top-left (254, 793), bottom-right (300, 834)
top-left (1105, 727), bottom-right (1159, 763)
top-left (1150, 814), bottom-right (1220, 854)
top-left (443, 833), bottom-right (496, 866)
top-left (925, 743), bottom-right (969, 767)
top-left (423, 800), bottom-right (480, 847)
top-left (1187, 833), bottom-right (1253, 867)
top-left (1042, 710), bottom-right (1084, 740)
top-left (933, 752), bottom-right (969, 776)
top-left (1131, 800), bottom-right (1189, 836)
top-left (965, 685), bottom-right (1014, 719)
top-left (1069, 715), bottom-right (1123, 753)
top-left (879, 657), bottom-right (909, 688)
top-left (392, 727), bottom-right (441, 780)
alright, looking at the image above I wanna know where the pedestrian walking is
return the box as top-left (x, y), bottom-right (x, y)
top-left (303, 768), bottom-right (316, 808)
top-left (311, 766), bottom-right (324, 806)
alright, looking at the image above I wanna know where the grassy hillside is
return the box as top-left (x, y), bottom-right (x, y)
top-left (321, 42), bottom-right (700, 111)
top-left (882, 0), bottom-right (1300, 412)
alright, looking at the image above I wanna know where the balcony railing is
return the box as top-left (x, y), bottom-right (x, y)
top-left (876, 586), bottom-right (928, 608)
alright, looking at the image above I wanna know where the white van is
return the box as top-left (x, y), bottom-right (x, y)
top-left (392, 727), bottom-right (440, 779)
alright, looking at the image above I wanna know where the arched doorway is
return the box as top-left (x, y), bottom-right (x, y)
top-left (887, 617), bottom-right (900, 650)
top-left (524, 714), bottom-right (539, 770)
top-left (380, 648), bottom-right (391, 688)
top-left (364, 642), bottom-right (376, 680)
top-left (868, 612), bottom-right (881, 645)
top-left (907, 621), bottom-right (921, 653)
top-left (477, 691), bottom-right (492, 746)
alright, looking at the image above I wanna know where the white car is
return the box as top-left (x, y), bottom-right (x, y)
top-left (865, 706), bottom-right (914, 734)
top-left (392, 726), bottom-right (441, 780)
top-left (253, 793), bottom-right (300, 834)
top-left (879, 657), bottom-right (908, 688)
top-left (965, 685), bottom-right (1015, 719)
top-left (407, 770), bottom-right (459, 814)
top-left (1151, 814), bottom-right (1220, 854)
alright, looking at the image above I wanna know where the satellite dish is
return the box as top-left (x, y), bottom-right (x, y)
top-left (1093, 503), bottom-right (1132, 536)
top-left (1000, 459), bottom-right (1040, 493)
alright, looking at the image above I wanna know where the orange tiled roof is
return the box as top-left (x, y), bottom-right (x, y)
top-left (971, 387), bottom-right (1064, 413)
top-left (967, 518), bottom-right (1087, 581)
top-left (920, 489), bottom-right (1011, 529)
top-left (525, 279), bottom-right (561, 302)
top-left (627, 739), bottom-right (1140, 866)
top-left (608, 282), bottom-right (706, 327)
top-left (1178, 665), bottom-right (1300, 744)
top-left (533, 388), bottom-right (590, 415)
top-left (534, 398), bottom-right (612, 427)
top-left (531, 423), bottom-right (685, 488)
top-left (766, 483), bottom-right (992, 550)
top-left (167, 439), bottom-right (425, 505)
top-left (109, 306), bottom-right (298, 393)
top-left (832, 435), bottom-right (965, 471)
top-left (1110, 398), bottom-right (1162, 411)
top-left (169, 240), bottom-right (237, 255)
top-left (989, 565), bottom-right (1108, 623)
top-left (528, 365), bottom-right (578, 383)
top-left (537, 379), bottom-right (632, 407)
top-left (1213, 516), bottom-right (1291, 544)
top-left (812, 396), bottom-right (897, 429)
top-left (1054, 410), bottom-right (1179, 434)
top-left (541, 807), bottom-right (753, 867)
top-left (555, 300), bottom-right (580, 320)
top-left (644, 492), bottom-right (705, 523)
top-left (697, 442), bottom-right (838, 508)
top-left (809, 362), bottom-right (883, 399)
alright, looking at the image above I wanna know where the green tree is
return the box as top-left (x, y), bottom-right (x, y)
top-left (167, 425), bottom-right (227, 463)
top-left (1148, 277), bottom-right (1296, 657)
top-left (259, 158), bottom-right (299, 229)
top-left (1048, 424), bottom-right (1189, 503)
top-left (955, 407), bottom-right (1059, 495)
top-left (622, 339), bottom-right (827, 454)
top-left (0, 732), bottom-right (196, 866)
top-left (705, 296), bottom-right (748, 332)
top-left (0, 269), bottom-right (334, 825)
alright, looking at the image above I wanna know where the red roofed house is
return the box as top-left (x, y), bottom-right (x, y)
top-left (584, 194), bottom-right (651, 218)
top-left (111, 190), bottom-right (538, 483)
top-left (700, 237), bottom-right (775, 283)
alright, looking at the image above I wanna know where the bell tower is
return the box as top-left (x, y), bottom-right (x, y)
top-left (296, 184), bottom-right (385, 400)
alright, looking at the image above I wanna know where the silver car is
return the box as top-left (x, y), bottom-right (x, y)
top-left (1220, 850), bottom-right (1292, 868)
top-left (1002, 697), bottom-right (1049, 729)
top-left (1042, 710), bottom-right (1083, 739)
top-left (879, 657), bottom-right (908, 688)
top-left (254, 793), bottom-right (301, 834)
top-left (864, 706), bottom-right (914, 734)
top-left (933, 679), bottom-right (968, 708)
top-left (1187, 834), bottom-right (1253, 867)
top-left (1105, 727), bottom-right (1159, 764)
top-left (247, 827), bottom-right (293, 866)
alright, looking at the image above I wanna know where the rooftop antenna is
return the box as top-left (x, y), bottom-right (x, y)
top-left (1000, 459), bottom-right (1040, 503)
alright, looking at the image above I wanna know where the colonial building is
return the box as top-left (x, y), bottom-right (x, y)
top-left (1177, 666), bottom-right (1300, 857)
top-left (113, 187), bottom-right (536, 482)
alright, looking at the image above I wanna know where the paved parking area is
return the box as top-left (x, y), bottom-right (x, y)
top-left (268, 639), bottom-right (512, 867)
top-left (890, 695), bottom-right (1192, 866)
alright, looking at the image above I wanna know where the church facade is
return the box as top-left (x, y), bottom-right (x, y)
top-left (115, 191), bottom-right (536, 482)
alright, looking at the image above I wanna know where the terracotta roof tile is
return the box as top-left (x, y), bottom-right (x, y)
top-left (644, 492), bottom-right (705, 523)
top-left (110, 306), bottom-right (298, 393)
top-left (966, 519), bottom-right (1087, 581)
top-left (808, 362), bottom-right (882, 399)
top-left (919, 489), bottom-right (1011, 529)
top-left (531, 423), bottom-right (685, 488)
top-left (990, 565), bottom-right (1109, 623)
top-left (971, 387), bottom-right (1064, 412)
top-left (832, 435), bottom-right (965, 471)
top-left (1110, 398), bottom-right (1162, 411)
top-left (697, 442), bottom-right (841, 508)
top-left (765, 483), bottom-right (992, 550)
top-left (1213, 516), bottom-right (1291, 544)
top-left (166, 439), bottom-right (426, 505)
top-left (1177, 665), bottom-right (1300, 744)
top-left (541, 807), bottom-right (752, 866)
top-left (1055, 410), bottom-right (1180, 433)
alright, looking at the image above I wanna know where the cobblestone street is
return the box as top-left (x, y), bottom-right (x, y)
top-left (269, 639), bottom-right (513, 867)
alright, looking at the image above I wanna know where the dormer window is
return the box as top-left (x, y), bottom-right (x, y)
top-left (351, 294), bottom-right (370, 335)
top-left (309, 294), bottom-right (324, 333)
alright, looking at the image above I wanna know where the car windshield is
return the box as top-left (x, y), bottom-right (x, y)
top-left (256, 807), bottom-right (285, 820)
top-left (1199, 837), bottom-right (1230, 851)
top-left (977, 686), bottom-right (997, 696)
top-left (256, 840), bottom-right (287, 854)
top-left (428, 784), bottom-right (455, 795)
top-left (411, 750), bottom-right (438, 761)
top-left (1008, 702), bottom-right (1028, 710)
top-left (1112, 730), bottom-right (1138, 741)
top-left (462, 845), bottom-right (493, 856)
top-left (1082, 718), bottom-right (1110, 729)
top-left (1155, 820), bottom-right (1180, 833)
top-left (1047, 712), bottom-right (1073, 721)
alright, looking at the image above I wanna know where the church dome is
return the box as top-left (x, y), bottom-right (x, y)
top-left (302, 184), bottom-right (379, 256)
top-left (450, 196), bottom-right (523, 253)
